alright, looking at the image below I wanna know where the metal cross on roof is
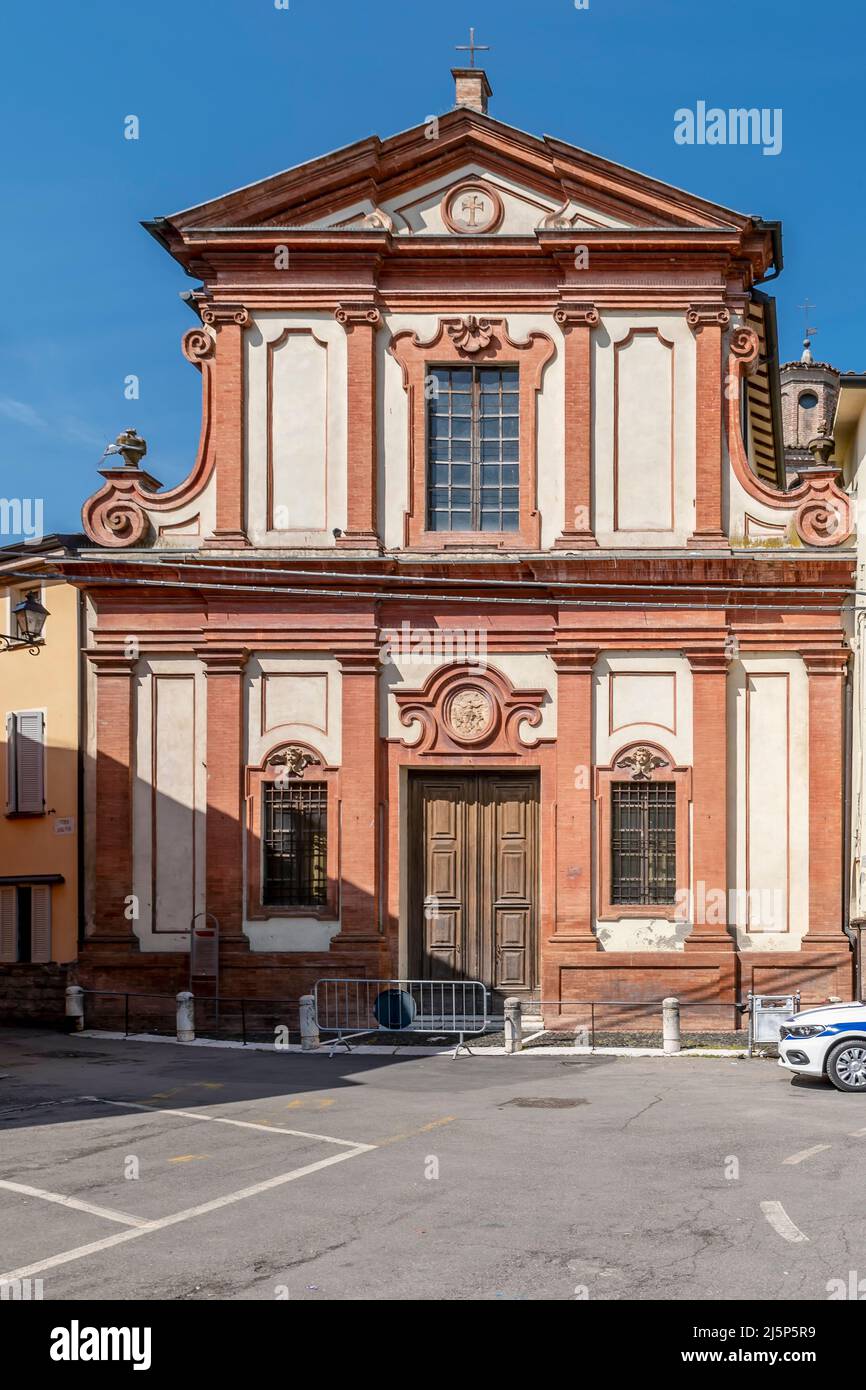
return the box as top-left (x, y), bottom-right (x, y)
top-left (455, 26), bottom-right (490, 67)
top-left (797, 297), bottom-right (818, 340)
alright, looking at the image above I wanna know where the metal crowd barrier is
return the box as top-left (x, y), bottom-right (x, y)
top-left (313, 977), bottom-right (489, 1057)
top-left (746, 991), bottom-right (800, 1057)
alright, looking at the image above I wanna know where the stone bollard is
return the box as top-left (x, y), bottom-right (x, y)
top-left (504, 996), bottom-right (523, 1054)
top-left (662, 996), bottom-right (681, 1055)
top-left (176, 991), bottom-right (195, 1043)
top-left (299, 994), bottom-right (320, 1052)
top-left (65, 985), bottom-right (84, 1033)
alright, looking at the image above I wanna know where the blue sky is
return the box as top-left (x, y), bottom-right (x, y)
top-left (1, 0), bottom-right (864, 542)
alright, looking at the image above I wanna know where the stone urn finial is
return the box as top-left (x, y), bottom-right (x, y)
top-left (102, 428), bottom-right (147, 470)
top-left (807, 435), bottom-right (836, 469)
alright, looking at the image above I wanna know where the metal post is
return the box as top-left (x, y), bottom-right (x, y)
top-left (504, 996), bottom-right (522, 1054)
top-left (662, 996), bottom-right (681, 1054)
top-left (299, 994), bottom-right (319, 1052)
top-left (65, 985), bottom-right (84, 1033)
top-left (124, 993), bottom-right (129, 1037)
top-left (176, 991), bottom-right (195, 1043)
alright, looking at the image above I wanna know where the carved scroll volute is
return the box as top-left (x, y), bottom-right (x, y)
top-left (200, 304), bottom-right (250, 331)
top-left (729, 324), bottom-right (761, 375)
top-left (81, 470), bottom-right (153, 547)
top-left (553, 304), bottom-right (599, 332)
top-left (182, 325), bottom-right (216, 370)
top-left (795, 473), bottom-right (852, 546)
top-left (686, 304), bottom-right (731, 332)
top-left (724, 322), bottom-right (853, 548)
top-left (81, 319), bottom-right (224, 547)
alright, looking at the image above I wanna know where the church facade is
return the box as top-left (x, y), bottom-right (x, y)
top-left (69, 68), bottom-right (857, 1024)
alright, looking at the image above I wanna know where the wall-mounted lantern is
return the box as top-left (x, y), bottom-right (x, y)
top-left (1, 590), bottom-right (49, 653)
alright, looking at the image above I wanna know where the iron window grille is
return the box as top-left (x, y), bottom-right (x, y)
top-left (263, 782), bottom-right (327, 908)
top-left (611, 781), bottom-right (677, 905)
top-left (427, 364), bottom-right (519, 532)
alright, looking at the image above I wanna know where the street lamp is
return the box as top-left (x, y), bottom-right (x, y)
top-left (1, 590), bottom-right (49, 653)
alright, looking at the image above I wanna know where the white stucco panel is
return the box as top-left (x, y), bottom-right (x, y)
top-left (594, 311), bottom-right (696, 547)
top-left (144, 473), bottom-right (217, 548)
top-left (595, 652), bottom-right (693, 767)
top-left (728, 654), bottom-right (809, 950)
top-left (245, 654), bottom-right (342, 767)
top-left (245, 312), bottom-right (347, 547)
top-left (132, 656), bottom-right (206, 953)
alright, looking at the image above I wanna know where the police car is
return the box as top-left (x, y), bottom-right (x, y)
top-left (779, 1002), bottom-right (866, 1092)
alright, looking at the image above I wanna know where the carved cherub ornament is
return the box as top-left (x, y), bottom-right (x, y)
top-left (615, 746), bottom-right (668, 781)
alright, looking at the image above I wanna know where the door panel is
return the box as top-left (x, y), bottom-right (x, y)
top-left (410, 777), bottom-right (472, 980)
top-left (409, 772), bottom-right (538, 1001)
top-left (484, 777), bottom-right (536, 997)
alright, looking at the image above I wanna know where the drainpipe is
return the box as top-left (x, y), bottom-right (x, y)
top-left (76, 587), bottom-right (87, 949)
top-left (843, 617), bottom-right (860, 994)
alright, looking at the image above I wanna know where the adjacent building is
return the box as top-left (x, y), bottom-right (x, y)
top-left (0, 538), bottom-right (85, 1019)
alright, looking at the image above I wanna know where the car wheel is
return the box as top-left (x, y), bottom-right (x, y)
top-left (826, 1041), bottom-right (866, 1093)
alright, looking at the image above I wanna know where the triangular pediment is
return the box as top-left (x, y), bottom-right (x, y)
top-left (160, 108), bottom-right (753, 239)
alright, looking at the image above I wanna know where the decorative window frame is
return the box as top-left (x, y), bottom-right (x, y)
top-left (389, 317), bottom-right (555, 550)
top-left (594, 740), bottom-right (692, 921)
top-left (245, 740), bottom-right (340, 920)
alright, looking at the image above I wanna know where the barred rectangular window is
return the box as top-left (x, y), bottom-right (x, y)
top-left (263, 782), bottom-right (327, 908)
top-left (611, 781), bottom-right (676, 906)
top-left (427, 365), bottom-right (519, 532)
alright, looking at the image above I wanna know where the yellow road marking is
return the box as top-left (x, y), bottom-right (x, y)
top-left (286, 1098), bottom-right (334, 1111)
top-left (376, 1116), bottom-right (456, 1146)
top-left (147, 1082), bottom-right (224, 1101)
top-left (167, 1155), bottom-right (208, 1164)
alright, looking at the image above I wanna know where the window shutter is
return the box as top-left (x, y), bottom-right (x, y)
top-left (30, 886), bottom-right (52, 964)
top-left (5, 712), bottom-right (15, 813)
top-left (14, 711), bottom-right (44, 814)
top-left (0, 887), bottom-right (17, 963)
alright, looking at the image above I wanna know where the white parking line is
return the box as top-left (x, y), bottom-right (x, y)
top-left (0, 1179), bottom-right (149, 1228)
top-left (82, 1095), bottom-right (374, 1150)
top-left (760, 1201), bottom-right (810, 1243)
top-left (0, 1145), bottom-right (370, 1283)
top-left (782, 1144), bottom-right (832, 1165)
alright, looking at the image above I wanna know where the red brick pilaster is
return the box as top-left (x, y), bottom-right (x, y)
top-left (686, 650), bottom-right (734, 949)
top-left (90, 654), bottom-right (137, 940)
top-left (335, 304), bottom-right (382, 550)
top-left (554, 305), bottom-right (599, 549)
top-left (803, 652), bottom-right (849, 947)
top-left (687, 304), bottom-right (730, 550)
top-left (201, 303), bottom-right (250, 548)
top-left (198, 645), bottom-right (248, 941)
top-left (552, 649), bottom-right (598, 946)
top-left (332, 650), bottom-right (381, 942)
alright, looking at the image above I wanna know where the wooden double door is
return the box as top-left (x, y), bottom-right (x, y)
top-left (408, 772), bottom-right (539, 1004)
